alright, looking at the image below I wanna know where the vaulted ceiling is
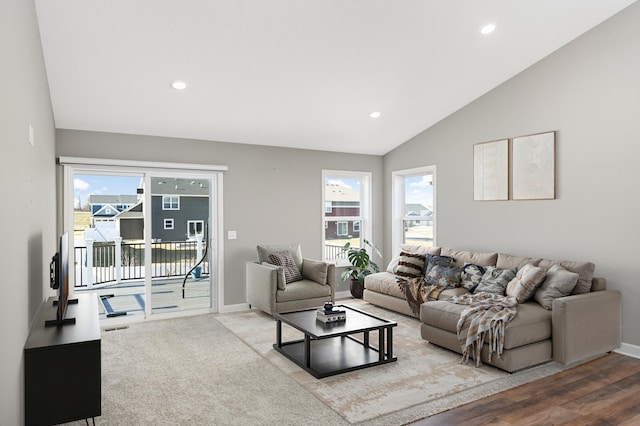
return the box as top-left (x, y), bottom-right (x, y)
top-left (35, 0), bottom-right (637, 155)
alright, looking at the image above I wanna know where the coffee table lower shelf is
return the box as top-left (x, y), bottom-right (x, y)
top-left (274, 335), bottom-right (397, 378)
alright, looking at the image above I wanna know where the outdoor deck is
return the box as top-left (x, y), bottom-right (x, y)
top-left (76, 276), bottom-right (211, 319)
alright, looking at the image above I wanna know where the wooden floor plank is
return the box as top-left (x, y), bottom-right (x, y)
top-left (410, 353), bottom-right (640, 426)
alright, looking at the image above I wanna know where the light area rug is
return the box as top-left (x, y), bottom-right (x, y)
top-left (216, 300), bottom-right (566, 425)
top-left (63, 314), bottom-right (346, 426)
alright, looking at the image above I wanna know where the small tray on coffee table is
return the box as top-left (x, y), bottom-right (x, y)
top-left (273, 304), bottom-right (397, 378)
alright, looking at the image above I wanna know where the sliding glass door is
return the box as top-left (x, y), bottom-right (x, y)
top-left (63, 162), bottom-right (220, 322)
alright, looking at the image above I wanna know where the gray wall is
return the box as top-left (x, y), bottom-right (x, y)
top-left (384, 3), bottom-right (640, 347)
top-left (0, 0), bottom-right (57, 424)
top-left (56, 130), bottom-right (384, 306)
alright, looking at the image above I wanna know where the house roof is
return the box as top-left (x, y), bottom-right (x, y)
top-left (149, 178), bottom-right (210, 196)
top-left (89, 194), bottom-right (139, 205)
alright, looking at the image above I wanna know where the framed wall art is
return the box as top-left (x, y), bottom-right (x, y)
top-left (512, 131), bottom-right (556, 200)
top-left (473, 139), bottom-right (509, 201)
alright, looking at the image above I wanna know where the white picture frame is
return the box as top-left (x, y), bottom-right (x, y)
top-left (512, 131), bottom-right (556, 200)
top-left (473, 139), bottom-right (509, 201)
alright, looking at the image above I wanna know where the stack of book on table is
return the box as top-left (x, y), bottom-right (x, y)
top-left (316, 307), bottom-right (346, 323)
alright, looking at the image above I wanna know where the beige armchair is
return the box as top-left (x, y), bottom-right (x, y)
top-left (246, 243), bottom-right (335, 315)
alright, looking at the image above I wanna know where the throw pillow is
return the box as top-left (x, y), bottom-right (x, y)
top-left (395, 251), bottom-right (426, 278)
top-left (506, 263), bottom-right (547, 303)
top-left (425, 265), bottom-right (462, 289)
top-left (474, 266), bottom-right (517, 296)
top-left (301, 259), bottom-right (328, 285)
top-left (534, 264), bottom-right (579, 310)
top-left (423, 254), bottom-right (454, 275)
top-left (460, 263), bottom-right (486, 292)
top-left (268, 251), bottom-right (303, 284)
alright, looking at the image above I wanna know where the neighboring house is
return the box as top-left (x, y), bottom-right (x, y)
top-left (324, 183), bottom-right (361, 240)
top-left (113, 178), bottom-right (210, 242)
top-left (85, 195), bottom-right (140, 241)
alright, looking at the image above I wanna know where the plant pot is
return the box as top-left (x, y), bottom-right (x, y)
top-left (350, 279), bottom-right (364, 299)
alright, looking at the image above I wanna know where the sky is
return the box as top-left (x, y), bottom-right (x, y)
top-left (405, 175), bottom-right (433, 209)
top-left (74, 174), bottom-right (141, 208)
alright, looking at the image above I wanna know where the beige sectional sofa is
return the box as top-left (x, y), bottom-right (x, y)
top-left (363, 246), bottom-right (622, 372)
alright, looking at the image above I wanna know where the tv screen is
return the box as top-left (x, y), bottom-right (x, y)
top-left (57, 232), bottom-right (70, 322)
top-left (47, 232), bottom-right (75, 326)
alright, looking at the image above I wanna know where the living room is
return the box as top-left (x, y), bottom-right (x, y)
top-left (3, 1), bottom-right (640, 424)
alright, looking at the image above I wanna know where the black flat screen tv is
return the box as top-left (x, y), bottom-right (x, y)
top-left (46, 232), bottom-right (77, 326)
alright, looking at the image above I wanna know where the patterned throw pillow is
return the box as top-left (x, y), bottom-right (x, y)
top-left (506, 263), bottom-right (547, 303)
top-left (474, 266), bottom-right (517, 296)
top-left (460, 263), bottom-right (486, 292)
top-left (425, 265), bottom-right (462, 289)
top-left (423, 254), bottom-right (454, 275)
top-left (268, 251), bottom-right (303, 285)
top-left (396, 251), bottom-right (426, 278)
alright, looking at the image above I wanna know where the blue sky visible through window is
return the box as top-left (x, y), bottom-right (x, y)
top-left (405, 175), bottom-right (433, 211)
top-left (74, 174), bottom-right (141, 209)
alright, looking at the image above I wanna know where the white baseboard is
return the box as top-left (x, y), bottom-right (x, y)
top-left (220, 303), bottom-right (250, 313)
top-left (335, 291), bottom-right (352, 300)
top-left (615, 342), bottom-right (640, 359)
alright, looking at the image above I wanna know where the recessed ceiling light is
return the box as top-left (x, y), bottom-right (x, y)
top-left (481, 24), bottom-right (496, 35)
top-left (370, 111), bottom-right (381, 119)
top-left (171, 80), bottom-right (187, 90)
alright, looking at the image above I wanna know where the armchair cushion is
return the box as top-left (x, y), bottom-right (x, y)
top-left (302, 259), bottom-right (329, 285)
top-left (267, 251), bottom-right (303, 284)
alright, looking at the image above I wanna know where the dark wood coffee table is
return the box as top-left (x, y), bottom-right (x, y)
top-left (273, 304), bottom-right (397, 378)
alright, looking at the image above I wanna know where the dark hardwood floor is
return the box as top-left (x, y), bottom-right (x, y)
top-left (409, 353), bottom-right (640, 425)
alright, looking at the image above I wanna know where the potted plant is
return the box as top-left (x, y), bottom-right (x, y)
top-left (340, 239), bottom-right (381, 298)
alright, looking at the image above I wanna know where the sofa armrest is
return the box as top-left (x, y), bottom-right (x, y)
top-left (552, 290), bottom-right (621, 365)
top-left (245, 261), bottom-right (278, 314)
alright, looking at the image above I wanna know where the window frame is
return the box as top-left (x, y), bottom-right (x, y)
top-left (322, 170), bottom-right (372, 265)
top-left (162, 195), bottom-right (180, 210)
top-left (164, 218), bottom-right (174, 230)
top-left (391, 165), bottom-right (437, 250)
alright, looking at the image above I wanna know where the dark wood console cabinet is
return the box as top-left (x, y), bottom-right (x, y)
top-left (24, 293), bottom-right (101, 425)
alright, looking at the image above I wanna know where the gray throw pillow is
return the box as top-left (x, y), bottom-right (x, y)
top-left (534, 264), bottom-right (579, 310)
top-left (302, 259), bottom-right (328, 285)
top-left (268, 251), bottom-right (303, 284)
top-left (474, 266), bottom-right (517, 296)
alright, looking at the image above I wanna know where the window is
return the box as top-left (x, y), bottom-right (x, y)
top-left (164, 218), bottom-right (174, 230)
top-left (322, 170), bottom-right (372, 263)
top-left (392, 166), bottom-right (436, 250)
top-left (162, 195), bottom-right (179, 210)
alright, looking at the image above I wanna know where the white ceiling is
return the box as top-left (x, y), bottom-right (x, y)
top-left (35, 0), bottom-right (636, 155)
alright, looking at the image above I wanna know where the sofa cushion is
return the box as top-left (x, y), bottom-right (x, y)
top-left (268, 251), bottom-right (303, 284)
top-left (425, 265), bottom-right (462, 288)
top-left (497, 253), bottom-right (542, 270)
top-left (460, 263), bottom-right (486, 292)
top-left (257, 243), bottom-right (303, 271)
top-left (474, 266), bottom-right (517, 295)
top-left (364, 272), bottom-right (406, 299)
top-left (506, 264), bottom-right (547, 303)
top-left (538, 259), bottom-right (595, 294)
top-left (533, 264), bottom-right (579, 309)
top-left (387, 245), bottom-right (441, 273)
top-left (440, 248), bottom-right (498, 268)
top-left (276, 279), bottom-right (332, 303)
top-left (395, 251), bottom-right (426, 278)
top-left (420, 300), bottom-right (551, 349)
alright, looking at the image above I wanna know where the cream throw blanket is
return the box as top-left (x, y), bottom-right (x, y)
top-left (449, 293), bottom-right (518, 367)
